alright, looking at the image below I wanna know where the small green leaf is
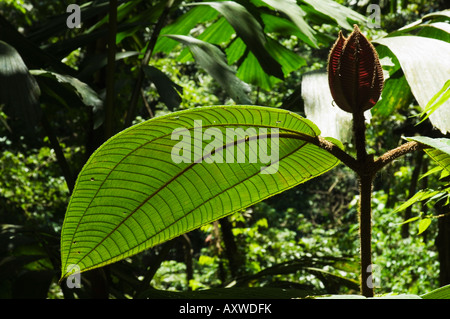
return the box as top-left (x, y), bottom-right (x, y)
top-left (417, 218), bottom-right (432, 235)
top-left (419, 165), bottom-right (443, 181)
top-left (154, 5), bottom-right (219, 54)
top-left (398, 215), bottom-right (421, 226)
top-left (391, 189), bottom-right (441, 214)
top-left (419, 79), bottom-right (450, 124)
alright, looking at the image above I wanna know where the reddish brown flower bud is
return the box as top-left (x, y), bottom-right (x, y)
top-left (327, 25), bottom-right (384, 114)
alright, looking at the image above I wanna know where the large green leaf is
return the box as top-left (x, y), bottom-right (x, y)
top-left (60, 105), bottom-right (340, 279)
top-left (302, 0), bottom-right (366, 31)
top-left (375, 35), bottom-right (450, 134)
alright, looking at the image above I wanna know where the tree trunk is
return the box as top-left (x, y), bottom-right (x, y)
top-left (436, 207), bottom-right (450, 286)
top-left (219, 217), bottom-right (244, 278)
top-left (401, 152), bottom-right (423, 238)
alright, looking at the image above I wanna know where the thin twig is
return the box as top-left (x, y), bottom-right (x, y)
top-left (374, 141), bottom-right (427, 172)
top-left (41, 114), bottom-right (74, 193)
top-left (140, 89), bottom-right (154, 118)
top-left (124, 2), bottom-right (173, 128)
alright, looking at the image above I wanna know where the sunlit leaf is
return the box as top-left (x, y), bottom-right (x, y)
top-left (419, 79), bottom-right (450, 124)
top-left (154, 5), bottom-right (219, 54)
top-left (417, 218), bottom-right (432, 235)
top-left (302, 0), bottom-right (366, 31)
top-left (60, 105), bottom-right (341, 279)
top-left (164, 34), bottom-right (251, 104)
top-left (391, 189), bottom-right (441, 214)
top-left (375, 36), bottom-right (450, 133)
top-left (260, 0), bottom-right (318, 48)
top-left (192, 1), bottom-right (284, 79)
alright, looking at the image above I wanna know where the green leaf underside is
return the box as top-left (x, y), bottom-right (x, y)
top-left (421, 284), bottom-right (450, 299)
top-left (60, 105), bottom-right (340, 279)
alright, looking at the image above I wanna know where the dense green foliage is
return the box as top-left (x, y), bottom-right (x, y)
top-left (1, 0), bottom-right (449, 299)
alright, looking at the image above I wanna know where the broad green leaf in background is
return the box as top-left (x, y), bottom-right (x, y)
top-left (192, 1), bottom-right (284, 80)
top-left (154, 5), bottom-right (219, 54)
top-left (30, 70), bottom-right (102, 110)
top-left (265, 38), bottom-right (307, 76)
top-left (236, 52), bottom-right (275, 91)
top-left (260, 0), bottom-right (318, 48)
top-left (77, 51), bottom-right (140, 81)
top-left (389, 9), bottom-right (450, 41)
top-left (175, 16), bottom-right (236, 63)
top-left (60, 105), bottom-right (341, 279)
top-left (301, 0), bottom-right (366, 31)
top-left (30, 70), bottom-right (104, 129)
top-left (371, 43), bottom-right (413, 117)
top-left (416, 22), bottom-right (450, 43)
top-left (375, 36), bottom-right (450, 134)
top-left (236, 38), bottom-right (307, 91)
top-left (371, 70), bottom-right (413, 117)
top-left (164, 35), bottom-right (251, 104)
top-left (142, 65), bottom-right (183, 111)
top-left (301, 71), bottom-right (371, 143)
top-left (0, 40), bottom-right (41, 128)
